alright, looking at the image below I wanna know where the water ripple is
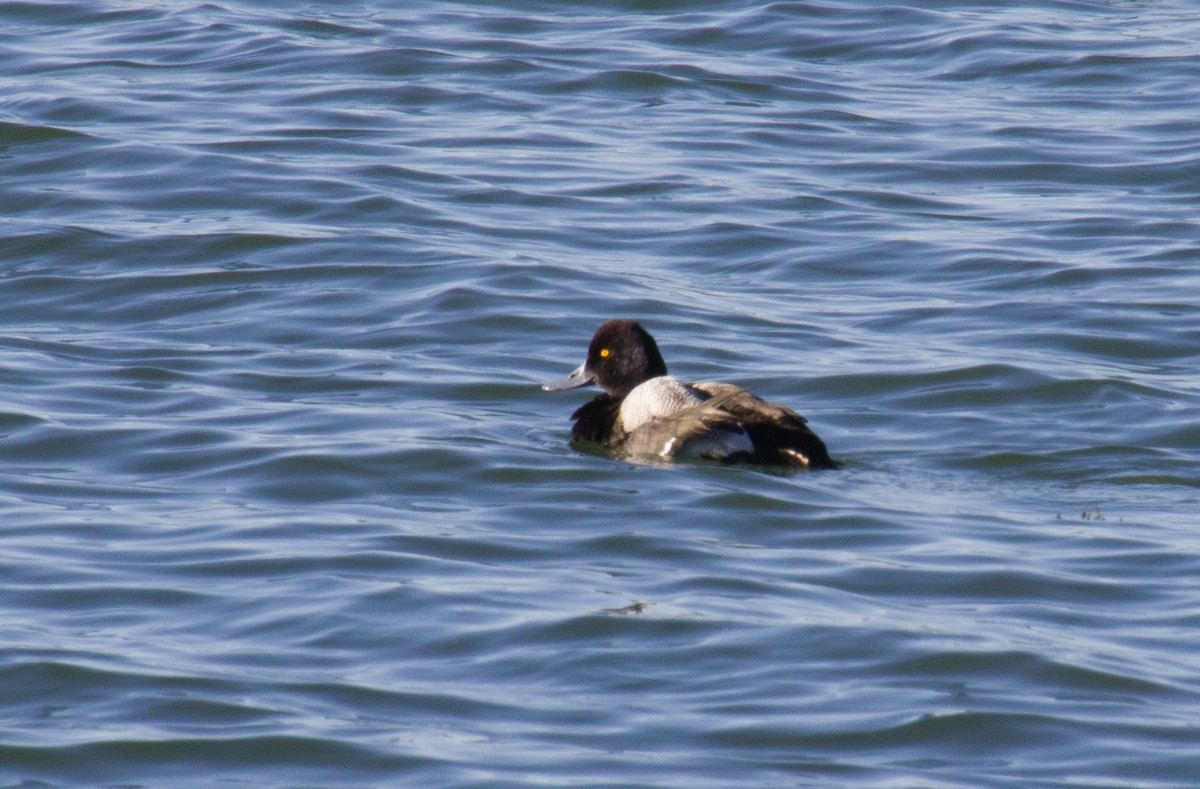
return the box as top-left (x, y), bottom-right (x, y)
top-left (3, 1), bottom-right (1200, 786)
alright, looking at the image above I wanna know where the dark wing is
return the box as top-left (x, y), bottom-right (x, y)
top-left (619, 405), bottom-right (749, 459)
top-left (696, 385), bottom-right (839, 469)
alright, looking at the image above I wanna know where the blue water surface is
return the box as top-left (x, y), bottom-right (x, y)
top-left (2, 1), bottom-right (1199, 786)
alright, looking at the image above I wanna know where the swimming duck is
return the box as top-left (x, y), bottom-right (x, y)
top-left (543, 319), bottom-right (838, 469)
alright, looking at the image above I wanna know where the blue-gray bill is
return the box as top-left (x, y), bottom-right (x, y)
top-left (542, 363), bottom-right (593, 392)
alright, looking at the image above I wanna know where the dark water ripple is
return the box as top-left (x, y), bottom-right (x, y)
top-left (3, 0), bottom-right (1200, 787)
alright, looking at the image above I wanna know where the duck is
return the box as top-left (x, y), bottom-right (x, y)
top-left (542, 319), bottom-right (838, 469)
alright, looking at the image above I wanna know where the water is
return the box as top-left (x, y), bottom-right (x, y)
top-left (2, 1), bottom-right (1199, 786)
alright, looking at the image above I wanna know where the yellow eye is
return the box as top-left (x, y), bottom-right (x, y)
top-left (599, 348), bottom-right (610, 358)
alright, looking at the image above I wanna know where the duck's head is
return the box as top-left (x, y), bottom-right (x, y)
top-left (542, 319), bottom-right (668, 397)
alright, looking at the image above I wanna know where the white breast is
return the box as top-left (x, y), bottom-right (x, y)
top-left (618, 376), bottom-right (705, 432)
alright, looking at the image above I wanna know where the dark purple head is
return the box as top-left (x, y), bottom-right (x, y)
top-left (542, 319), bottom-right (668, 398)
